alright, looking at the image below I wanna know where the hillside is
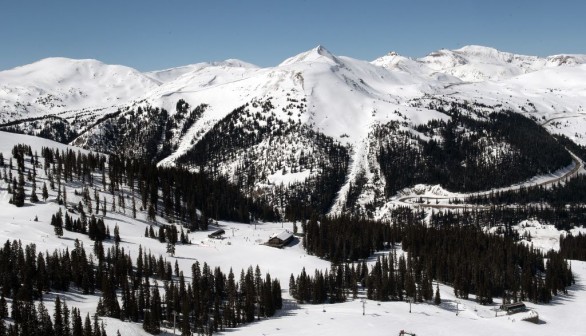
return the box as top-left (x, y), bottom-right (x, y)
top-left (2, 45), bottom-right (586, 217)
top-left (1, 131), bottom-right (585, 336)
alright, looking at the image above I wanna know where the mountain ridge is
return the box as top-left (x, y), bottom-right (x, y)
top-left (2, 44), bottom-right (586, 218)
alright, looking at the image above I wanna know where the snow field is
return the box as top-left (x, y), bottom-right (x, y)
top-left (2, 131), bottom-right (586, 335)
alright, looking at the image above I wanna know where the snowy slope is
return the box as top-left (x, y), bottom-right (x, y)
top-left (0, 131), bottom-right (332, 335)
top-left (3, 45), bottom-right (586, 218)
top-left (220, 259), bottom-right (586, 336)
top-left (417, 45), bottom-right (586, 82)
top-left (145, 59), bottom-right (259, 83)
top-left (372, 51), bottom-right (462, 83)
top-left (0, 57), bottom-right (160, 122)
top-left (433, 63), bottom-right (586, 145)
top-left (2, 131), bottom-right (586, 336)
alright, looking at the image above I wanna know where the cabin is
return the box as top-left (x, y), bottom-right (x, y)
top-left (208, 229), bottom-right (225, 239)
top-left (267, 231), bottom-right (294, 248)
top-left (500, 302), bottom-right (527, 314)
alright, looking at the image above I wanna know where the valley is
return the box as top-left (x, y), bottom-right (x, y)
top-left (1, 45), bottom-right (586, 336)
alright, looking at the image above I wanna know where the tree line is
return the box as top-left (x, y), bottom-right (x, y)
top-left (559, 233), bottom-right (586, 261)
top-left (0, 294), bottom-right (109, 336)
top-left (302, 210), bottom-right (573, 305)
top-left (3, 144), bottom-right (277, 224)
top-left (430, 205), bottom-right (586, 232)
top-left (0, 239), bottom-right (282, 335)
top-left (466, 174), bottom-right (586, 207)
top-left (377, 110), bottom-right (572, 197)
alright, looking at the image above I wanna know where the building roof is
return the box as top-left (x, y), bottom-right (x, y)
top-left (208, 229), bottom-right (225, 237)
top-left (272, 231), bottom-right (293, 241)
top-left (501, 302), bottom-right (526, 311)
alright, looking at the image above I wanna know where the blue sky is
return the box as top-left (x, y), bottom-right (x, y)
top-left (1, 0), bottom-right (585, 71)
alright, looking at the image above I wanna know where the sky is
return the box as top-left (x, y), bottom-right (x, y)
top-left (1, 0), bottom-right (585, 71)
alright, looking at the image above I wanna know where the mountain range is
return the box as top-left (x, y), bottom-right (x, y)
top-left (2, 45), bottom-right (586, 218)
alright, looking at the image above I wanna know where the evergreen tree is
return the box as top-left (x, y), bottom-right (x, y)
top-left (167, 242), bottom-right (175, 257)
top-left (42, 182), bottom-right (49, 201)
top-left (30, 181), bottom-right (39, 203)
top-left (114, 224), bottom-right (121, 245)
top-left (54, 296), bottom-right (64, 336)
top-left (53, 208), bottom-right (64, 238)
top-left (434, 284), bottom-right (441, 305)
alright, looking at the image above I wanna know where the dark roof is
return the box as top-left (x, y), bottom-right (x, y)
top-left (208, 229), bottom-right (225, 237)
top-left (501, 302), bottom-right (526, 311)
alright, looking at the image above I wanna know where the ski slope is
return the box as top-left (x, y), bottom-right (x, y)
top-left (2, 131), bottom-right (586, 336)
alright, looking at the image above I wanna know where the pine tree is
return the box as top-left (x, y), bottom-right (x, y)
top-left (13, 172), bottom-right (25, 207)
top-left (94, 189), bottom-right (100, 214)
top-left (434, 284), bottom-right (441, 305)
top-left (54, 209), bottom-right (64, 238)
top-left (167, 242), bottom-right (176, 257)
top-left (114, 224), bottom-right (121, 245)
top-left (54, 296), bottom-right (64, 336)
top-left (0, 295), bottom-right (7, 319)
top-left (92, 314), bottom-right (101, 336)
top-left (38, 301), bottom-right (54, 335)
top-left (42, 182), bottom-right (49, 201)
top-left (62, 300), bottom-right (71, 336)
top-left (148, 204), bottom-right (156, 222)
top-left (180, 297), bottom-right (191, 336)
top-left (132, 196), bottom-right (137, 219)
top-left (63, 185), bottom-right (67, 205)
top-left (72, 308), bottom-right (83, 336)
top-left (30, 181), bottom-right (39, 203)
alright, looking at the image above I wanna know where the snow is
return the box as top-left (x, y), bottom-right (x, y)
top-left (4, 45), bottom-right (586, 210)
top-left (417, 45), bottom-right (586, 83)
top-left (2, 131), bottom-right (586, 335)
top-left (278, 45), bottom-right (341, 67)
top-left (222, 261), bottom-right (586, 336)
top-left (0, 57), bottom-right (160, 121)
top-left (267, 169), bottom-right (312, 186)
top-left (145, 59), bottom-right (259, 83)
top-left (513, 220), bottom-right (586, 252)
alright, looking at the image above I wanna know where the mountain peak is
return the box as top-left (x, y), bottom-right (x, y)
top-left (278, 45), bottom-right (339, 67)
top-left (313, 45), bottom-right (332, 56)
top-left (455, 45), bottom-right (501, 55)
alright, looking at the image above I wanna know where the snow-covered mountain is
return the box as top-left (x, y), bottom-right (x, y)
top-left (417, 45), bottom-right (586, 82)
top-left (2, 45), bottom-right (586, 217)
top-left (144, 59), bottom-right (259, 83)
top-left (0, 57), bottom-right (160, 122)
top-left (3, 46), bottom-right (586, 335)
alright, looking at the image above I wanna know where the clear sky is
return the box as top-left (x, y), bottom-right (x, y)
top-left (1, 0), bottom-right (585, 71)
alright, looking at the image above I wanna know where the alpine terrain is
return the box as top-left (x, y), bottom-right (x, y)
top-left (1, 45), bottom-right (586, 336)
